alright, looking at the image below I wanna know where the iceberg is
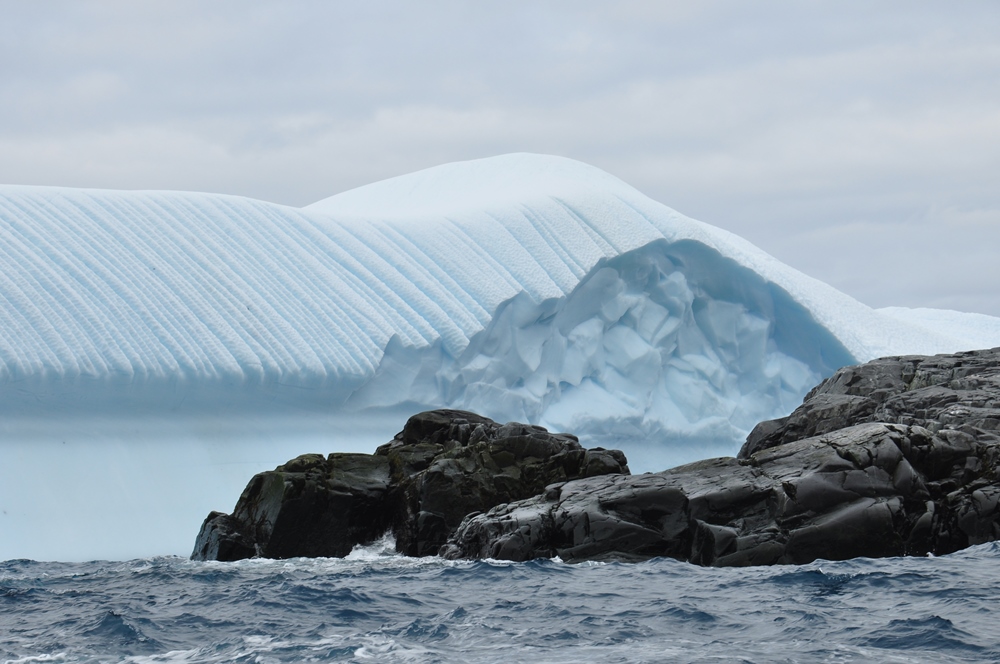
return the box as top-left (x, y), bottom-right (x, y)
top-left (1, 153), bottom-right (998, 560)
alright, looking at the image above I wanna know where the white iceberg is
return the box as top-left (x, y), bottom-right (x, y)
top-left (1, 153), bottom-right (997, 560)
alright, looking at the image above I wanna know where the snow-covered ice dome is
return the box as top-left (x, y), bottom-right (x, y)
top-left (2, 153), bottom-right (998, 560)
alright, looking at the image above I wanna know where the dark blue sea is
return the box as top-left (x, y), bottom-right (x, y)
top-left (3, 536), bottom-right (999, 663)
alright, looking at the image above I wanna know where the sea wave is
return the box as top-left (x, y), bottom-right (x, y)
top-left (2, 543), bottom-right (999, 663)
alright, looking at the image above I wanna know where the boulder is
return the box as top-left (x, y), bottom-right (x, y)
top-left (443, 348), bottom-right (1000, 565)
top-left (192, 452), bottom-right (392, 561)
top-left (191, 409), bottom-right (628, 561)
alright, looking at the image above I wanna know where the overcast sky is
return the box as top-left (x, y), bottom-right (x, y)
top-left (3, 1), bottom-right (999, 316)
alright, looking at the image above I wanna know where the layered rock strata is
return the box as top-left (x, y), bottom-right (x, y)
top-left (191, 409), bottom-right (628, 561)
top-left (443, 348), bottom-right (1000, 565)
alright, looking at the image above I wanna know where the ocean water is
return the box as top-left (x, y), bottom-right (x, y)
top-left (3, 537), bottom-right (999, 663)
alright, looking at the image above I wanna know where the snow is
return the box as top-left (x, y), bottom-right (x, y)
top-left (2, 153), bottom-right (1000, 561)
top-left (877, 307), bottom-right (1000, 352)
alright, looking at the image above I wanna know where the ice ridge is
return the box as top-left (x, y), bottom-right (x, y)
top-left (7, 153), bottom-right (1000, 561)
top-left (1, 154), bottom-right (998, 445)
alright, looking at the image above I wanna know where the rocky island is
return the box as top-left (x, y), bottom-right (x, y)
top-left (192, 410), bottom-right (627, 561)
top-left (194, 347), bottom-right (1000, 566)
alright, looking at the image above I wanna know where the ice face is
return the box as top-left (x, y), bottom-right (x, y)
top-left (2, 153), bottom-right (1000, 560)
top-left (349, 239), bottom-right (855, 452)
top-left (0, 154), bottom-right (987, 420)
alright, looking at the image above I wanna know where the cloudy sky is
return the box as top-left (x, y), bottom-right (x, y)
top-left (3, 1), bottom-right (999, 315)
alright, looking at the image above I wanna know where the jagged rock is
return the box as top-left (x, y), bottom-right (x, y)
top-left (191, 409), bottom-right (628, 561)
top-left (740, 347), bottom-right (1000, 457)
top-left (195, 349), bottom-right (1000, 566)
top-left (191, 512), bottom-right (256, 562)
top-left (192, 452), bottom-right (392, 561)
top-left (443, 348), bottom-right (1000, 565)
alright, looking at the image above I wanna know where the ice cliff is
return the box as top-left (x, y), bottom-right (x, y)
top-left (3, 153), bottom-right (1000, 560)
top-left (1, 154), bottom-right (992, 446)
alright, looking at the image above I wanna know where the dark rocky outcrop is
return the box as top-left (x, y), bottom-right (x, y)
top-left (194, 349), bottom-right (1000, 566)
top-left (191, 409), bottom-right (628, 561)
top-left (740, 348), bottom-right (1000, 457)
top-left (442, 348), bottom-right (1000, 565)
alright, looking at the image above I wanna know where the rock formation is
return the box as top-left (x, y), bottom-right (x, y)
top-left (191, 409), bottom-right (628, 561)
top-left (195, 348), bottom-right (1000, 566)
top-left (442, 348), bottom-right (1000, 565)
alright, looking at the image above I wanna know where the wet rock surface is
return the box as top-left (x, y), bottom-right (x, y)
top-left (443, 348), bottom-right (1000, 565)
top-left (740, 347), bottom-right (1000, 457)
top-left (191, 409), bottom-right (628, 561)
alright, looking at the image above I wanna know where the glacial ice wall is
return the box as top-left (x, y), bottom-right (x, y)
top-left (0, 153), bottom-right (996, 443)
top-left (5, 153), bottom-right (1000, 561)
top-left (350, 239), bottom-right (855, 447)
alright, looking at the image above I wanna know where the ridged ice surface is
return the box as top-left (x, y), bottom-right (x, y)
top-left (1, 154), bottom-right (995, 435)
top-left (4, 154), bottom-right (1000, 562)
